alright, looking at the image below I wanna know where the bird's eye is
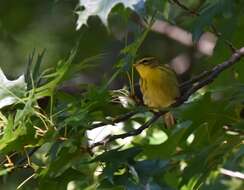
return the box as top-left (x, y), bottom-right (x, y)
top-left (142, 59), bottom-right (149, 64)
top-left (141, 58), bottom-right (152, 64)
top-left (137, 57), bottom-right (156, 65)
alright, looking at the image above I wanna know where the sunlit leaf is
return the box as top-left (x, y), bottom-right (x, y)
top-left (76, 0), bottom-right (145, 29)
top-left (0, 68), bottom-right (26, 109)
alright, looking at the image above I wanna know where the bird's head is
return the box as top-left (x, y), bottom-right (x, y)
top-left (134, 57), bottom-right (161, 77)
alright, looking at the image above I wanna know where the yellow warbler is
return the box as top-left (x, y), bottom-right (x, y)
top-left (134, 57), bottom-right (180, 127)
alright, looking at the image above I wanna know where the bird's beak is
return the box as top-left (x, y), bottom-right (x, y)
top-left (133, 62), bottom-right (139, 67)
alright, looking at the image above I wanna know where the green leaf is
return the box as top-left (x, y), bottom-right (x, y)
top-left (38, 168), bottom-right (85, 190)
top-left (134, 159), bottom-right (169, 182)
top-left (143, 121), bottom-right (192, 159)
top-left (25, 49), bottom-right (46, 90)
top-left (35, 47), bottom-right (77, 98)
top-left (0, 68), bottom-right (26, 109)
top-left (145, 0), bottom-right (167, 16)
top-left (94, 147), bottom-right (142, 183)
top-left (94, 147), bottom-right (142, 164)
top-left (178, 93), bottom-right (238, 141)
top-left (0, 115), bottom-right (37, 154)
top-left (39, 140), bottom-right (83, 178)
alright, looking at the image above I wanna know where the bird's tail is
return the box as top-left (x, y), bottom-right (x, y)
top-left (163, 112), bottom-right (176, 128)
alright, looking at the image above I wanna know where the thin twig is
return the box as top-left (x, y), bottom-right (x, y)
top-left (0, 152), bottom-right (17, 166)
top-left (24, 148), bottom-right (32, 166)
top-left (17, 173), bottom-right (36, 189)
top-left (89, 110), bottom-right (138, 130)
top-left (220, 168), bottom-right (244, 180)
top-left (171, 0), bottom-right (199, 16)
top-left (4, 155), bottom-right (14, 167)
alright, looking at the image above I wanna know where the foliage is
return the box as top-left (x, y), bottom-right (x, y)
top-left (0, 0), bottom-right (244, 190)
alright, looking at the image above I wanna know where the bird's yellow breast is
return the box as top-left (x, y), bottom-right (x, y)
top-left (136, 64), bottom-right (180, 109)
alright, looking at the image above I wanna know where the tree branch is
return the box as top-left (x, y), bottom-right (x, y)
top-left (179, 70), bottom-right (210, 90)
top-left (90, 47), bottom-right (244, 149)
top-left (88, 111), bottom-right (138, 130)
top-left (220, 168), bottom-right (244, 180)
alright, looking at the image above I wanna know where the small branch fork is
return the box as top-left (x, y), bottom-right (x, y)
top-left (90, 47), bottom-right (244, 149)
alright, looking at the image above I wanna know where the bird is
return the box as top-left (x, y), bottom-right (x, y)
top-left (133, 57), bottom-right (180, 127)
